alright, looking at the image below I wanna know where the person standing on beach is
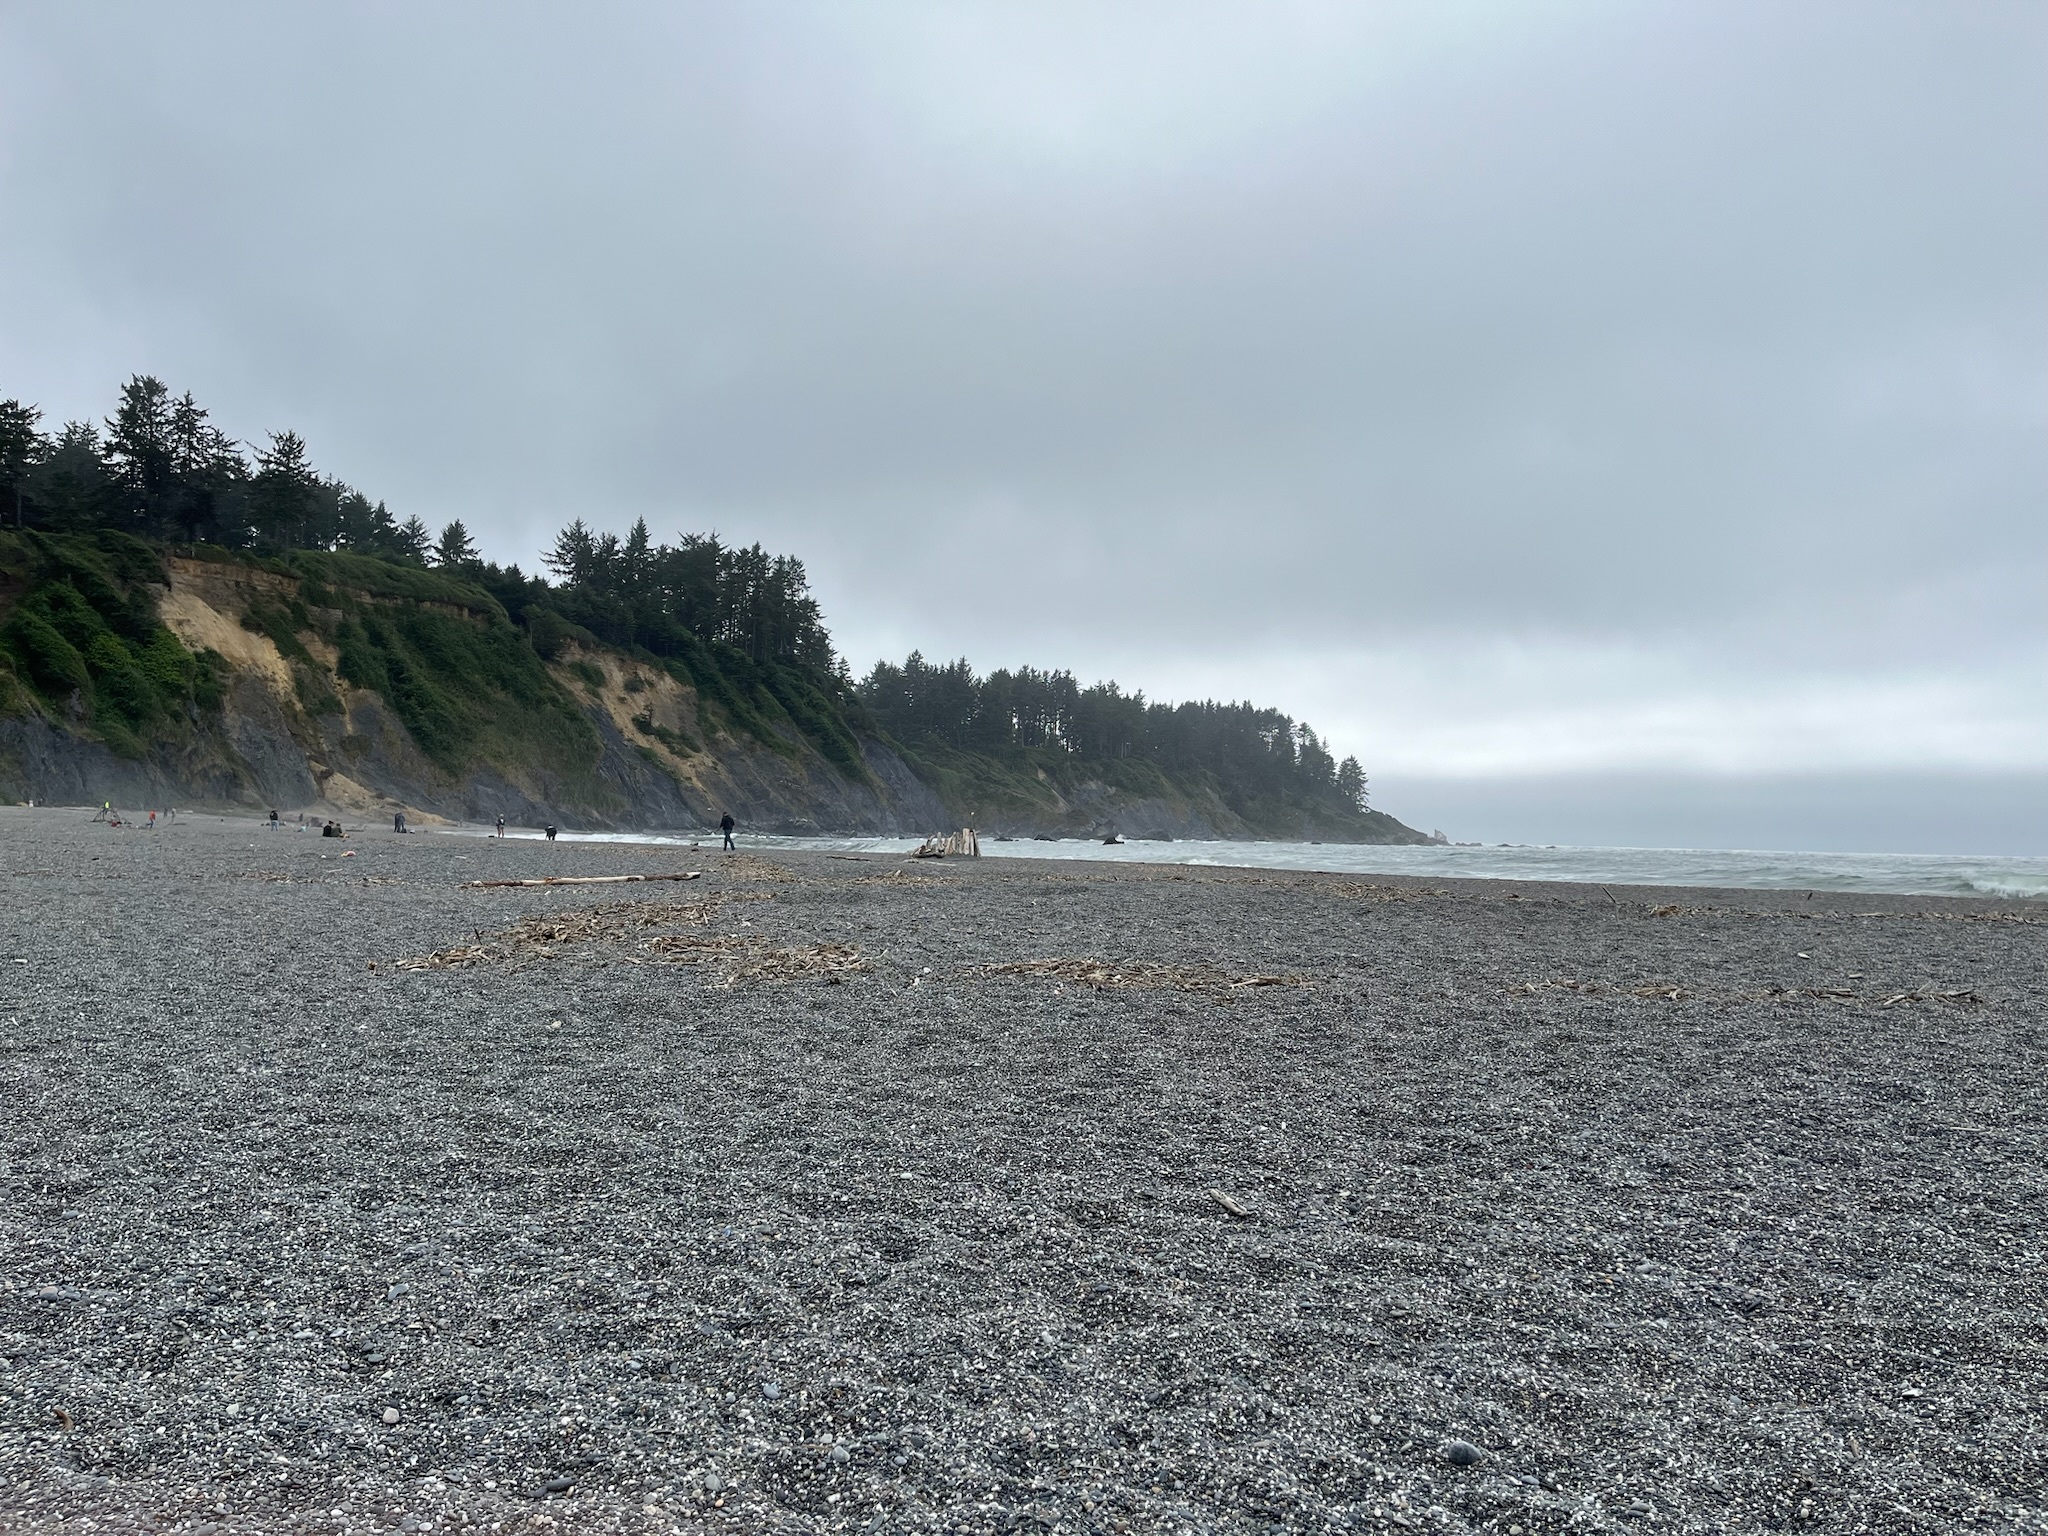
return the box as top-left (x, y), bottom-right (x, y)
top-left (720, 812), bottom-right (736, 851)
top-left (495, 813), bottom-right (506, 838)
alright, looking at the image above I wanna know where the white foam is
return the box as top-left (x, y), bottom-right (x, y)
top-left (439, 824), bottom-right (2048, 899)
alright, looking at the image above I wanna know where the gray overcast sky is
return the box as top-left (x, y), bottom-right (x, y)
top-left (3, 2), bottom-right (2043, 851)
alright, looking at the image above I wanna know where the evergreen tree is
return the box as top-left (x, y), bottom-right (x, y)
top-left (1337, 756), bottom-right (1368, 809)
top-left (103, 375), bottom-right (176, 534)
top-left (434, 519), bottom-right (480, 570)
top-left (621, 517), bottom-right (653, 598)
top-left (544, 518), bottom-right (596, 583)
top-left (0, 398), bottom-right (43, 529)
top-left (165, 393), bottom-right (247, 543)
top-left (251, 430), bottom-right (319, 548)
top-left (396, 515), bottom-right (433, 565)
top-left (30, 422), bottom-right (111, 531)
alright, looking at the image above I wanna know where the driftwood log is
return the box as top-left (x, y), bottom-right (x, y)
top-left (911, 829), bottom-right (981, 860)
top-left (462, 872), bottom-right (703, 888)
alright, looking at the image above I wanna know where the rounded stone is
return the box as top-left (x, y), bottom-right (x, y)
top-left (381, 1407), bottom-right (401, 1426)
top-left (1444, 1440), bottom-right (1485, 1467)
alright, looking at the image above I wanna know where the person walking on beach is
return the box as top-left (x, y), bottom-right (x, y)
top-left (544, 823), bottom-right (558, 841)
top-left (720, 812), bottom-right (736, 851)
top-left (495, 813), bottom-right (506, 838)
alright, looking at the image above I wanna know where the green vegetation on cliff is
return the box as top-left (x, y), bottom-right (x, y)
top-left (0, 373), bottom-right (1421, 839)
top-left (274, 550), bottom-right (602, 783)
top-left (0, 529), bottom-right (224, 758)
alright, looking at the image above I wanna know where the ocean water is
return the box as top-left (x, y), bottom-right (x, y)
top-left (522, 828), bottom-right (2048, 900)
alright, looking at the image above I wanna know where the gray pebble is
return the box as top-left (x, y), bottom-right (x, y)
top-left (544, 1477), bottom-right (573, 1494)
top-left (762, 1381), bottom-right (783, 1400)
top-left (380, 1407), bottom-right (400, 1426)
top-left (1444, 1439), bottom-right (1485, 1466)
top-left (2, 820), bottom-right (2028, 1536)
top-left (829, 1444), bottom-right (849, 1464)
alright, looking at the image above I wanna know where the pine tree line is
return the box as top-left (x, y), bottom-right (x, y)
top-left (0, 375), bottom-right (836, 674)
top-left (0, 377), bottom-right (435, 562)
top-left (4, 375), bottom-right (1374, 810)
top-left (538, 519), bottom-right (834, 671)
top-left (860, 652), bottom-right (1369, 811)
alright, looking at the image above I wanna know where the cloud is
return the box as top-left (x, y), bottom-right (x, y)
top-left (1, 1), bottom-right (2040, 838)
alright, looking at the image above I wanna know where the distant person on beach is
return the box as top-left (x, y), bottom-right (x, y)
top-left (544, 823), bottom-right (558, 841)
top-left (720, 812), bottom-right (736, 851)
top-left (495, 814), bottom-right (506, 838)
top-left (393, 811), bottom-right (409, 833)
top-left (268, 810), bottom-right (279, 829)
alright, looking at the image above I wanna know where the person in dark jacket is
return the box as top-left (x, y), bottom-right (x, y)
top-left (720, 812), bottom-right (736, 851)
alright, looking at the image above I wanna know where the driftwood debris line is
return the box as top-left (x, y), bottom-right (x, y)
top-left (462, 872), bottom-right (703, 889)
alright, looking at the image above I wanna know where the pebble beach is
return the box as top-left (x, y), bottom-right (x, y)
top-left (1, 807), bottom-right (2042, 1535)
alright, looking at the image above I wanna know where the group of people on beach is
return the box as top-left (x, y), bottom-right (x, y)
top-left (468, 809), bottom-right (734, 846)
top-left (90, 802), bottom-right (176, 828)
top-left (77, 799), bottom-right (739, 847)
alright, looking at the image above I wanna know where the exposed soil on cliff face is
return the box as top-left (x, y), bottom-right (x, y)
top-left (11, 561), bottom-right (949, 834)
top-left (2, 810), bottom-right (2041, 1535)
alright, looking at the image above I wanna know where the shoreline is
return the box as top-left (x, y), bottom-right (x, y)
top-left (14, 801), bottom-right (2045, 901)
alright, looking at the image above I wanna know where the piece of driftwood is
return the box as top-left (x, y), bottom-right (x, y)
top-left (1206, 1188), bottom-right (1251, 1219)
top-left (462, 872), bottom-right (702, 888)
top-left (911, 828), bottom-right (981, 859)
